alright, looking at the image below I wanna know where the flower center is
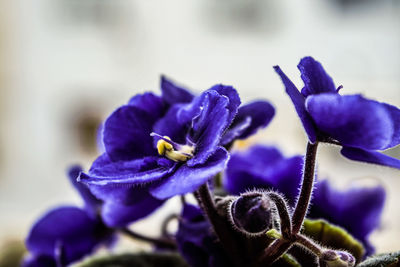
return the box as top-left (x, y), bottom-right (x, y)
top-left (151, 133), bottom-right (194, 162)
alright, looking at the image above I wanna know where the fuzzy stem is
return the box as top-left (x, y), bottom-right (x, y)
top-left (257, 238), bottom-right (293, 265)
top-left (119, 228), bottom-right (177, 249)
top-left (267, 192), bottom-right (292, 239)
top-left (294, 233), bottom-right (323, 257)
top-left (292, 142), bottom-right (319, 234)
top-left (195, 183), bottom-right (243, 267)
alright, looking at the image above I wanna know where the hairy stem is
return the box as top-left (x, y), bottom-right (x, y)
top-left (294, 233), bottom-right (323, 257)
top-left (257, 238), bottom-right (293, 265)
top-left (292, 142), bottom-right (319, 234)
top-left (195, 183), bottom-right (243, 266)
top-left (267, 192), bottom-right (292, 239)
top-left (119, 228), bottom-right (177, 249)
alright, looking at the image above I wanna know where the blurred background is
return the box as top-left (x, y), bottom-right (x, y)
top-left (0, 0), bottom-right (399, 264)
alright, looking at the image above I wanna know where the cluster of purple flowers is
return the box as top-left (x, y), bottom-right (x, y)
top-left (24, 57), bottom-right (400, 267)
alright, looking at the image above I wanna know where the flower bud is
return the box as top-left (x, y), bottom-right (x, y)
top-left (229, 191), bottom-right (273, 235)
top-left (320, 250), bottom-right (355, 267)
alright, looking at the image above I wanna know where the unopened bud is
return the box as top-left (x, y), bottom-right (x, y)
top-left (229, 191), bottom-right (273, 235)
top-left (321, 250), bottom-right (355, 267)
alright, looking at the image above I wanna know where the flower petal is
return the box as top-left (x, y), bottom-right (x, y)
top-left (101, 196), bottom-right (164, 227)
top-left (153, 104), bottom-right (189, 145)
top-left (220, 116), bottom-right (252, 146)
top-left (150, 147), bottom-right (229, 199)
top-left (26, 207), bottom-right (106, 264)
top-left (228, 100), bottom-right (275, 141)
top-left (188, 91), bottom-right (230, 166)
top-left (225, 145), bottom-right (303, 204)
top-left (79, 155), bottom-right (175, 214)
top-left (209, 84), bottom-right (241, 126)
top-left (79, 154), bottom-right (176, 187)
top-left (341, 147), bottom-right (400, 169)
top-left (382, 102), bottom-right (400, 149)
top-left (161, 76), bottom-right (194, 105)
top-left (274, 65), bottom-right (317, 142)
top-left (67, 165), bottom-right (102, 218)
top-left (310, 179), bottom-right (385, 255)
top-left (306, 94), bottom-right (394, 150)
top-left (297, 57), bottom-right (336, 96)
top-left (128, 92), bottom-right (165, 122)
top-left (103, 105), bottom-right (156, 161)
top-left (78, 154), bottom-right (176, 186)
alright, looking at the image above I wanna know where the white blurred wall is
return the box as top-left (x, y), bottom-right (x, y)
top-left (0, 0), bottom-right (399, 253)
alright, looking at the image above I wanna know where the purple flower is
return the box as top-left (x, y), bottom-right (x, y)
top-left (79, 77), bottom-right (275, 227)
top-left (274, 57), bottom-right (400, 169)
top-left (224, 145), bottom-right (385, 255)
top-left (24, 166), bottom-right (113, 267)
top-left (161, 76), bottom-right (276, 145)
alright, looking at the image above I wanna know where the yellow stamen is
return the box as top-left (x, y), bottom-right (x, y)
top-left (156, 136), bottom-right (194, 162)
top-left (157, 136), bottom-right (173, 155)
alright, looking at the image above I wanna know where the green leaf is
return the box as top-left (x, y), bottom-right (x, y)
top-left (358, 251), bottom-right (400, 267)
top-left (302, 219), bottom-right (365, 262)
top-left (77, 252), bottom-right (189, 267)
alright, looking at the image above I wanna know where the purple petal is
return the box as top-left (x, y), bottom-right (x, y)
top-left (209, 84), bottom-right (241, 126)
top-left (128, 92), bottom-right (165, 122)
top-left (96, 123), bottom-right (106, 154)
top-left (26, 206), bottom-right (106, 264)
top-left (175, 85), bottom-right (239, 129)
top-left (306, 94), bottom-right (394, 150)
top-left (161, 76), bottom-right (194, 105)
top-left (150, 147), bottom-right (229, 199)
top-left (103, 105), bottom-right (156, 161)
top-left (341, 147), bottom-right (400, 169)
top-left (225, 146), bottom-right (303, 204)
top-left (67, 165), bottom-right (102, 218)
top-left (153, 105), bottom-right (189, 145)
top-left (188, 91), bottom-right (230, 166)
top-left (382, 102), bottom-right (400, 148)
top-left (274, 65), bottom-right (317, 142)
top-left (181, 203), bottom-right (204, 221)
top-left (79, 154), bottom-right (176, 186)
top-left (101, 196), bottom-right (164, 227)
top-left (310, 179), bottom-right (385, 255)
top-left (227, 101), bottom-right (275, 141)
top-left (176, 205), bottom-right (212, 267)
top-left (297, 57), bottom-right (337, 96)
top-left (220, 116), bottom-right (252, 145)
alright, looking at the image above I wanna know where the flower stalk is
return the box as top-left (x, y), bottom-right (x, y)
top-left (119, 228), bottom-right (177, 249)
top-left (195, 183), bottom-right (244, 267)
top-left (266, 192), bottom-right (292, 239)
top-left (292, 141), bottom-right (319, 234)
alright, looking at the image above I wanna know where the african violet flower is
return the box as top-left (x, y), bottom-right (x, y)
top-left (24, 166), bottom-right (113, 267)
top-left (224, 145), bottom-right (385, 255)
top-left (79, 77), bottom-right (275, 227)
top-left (160, 76), bottom-right (276, 145)
top-left (274, 56), bottom-right (400, 169)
